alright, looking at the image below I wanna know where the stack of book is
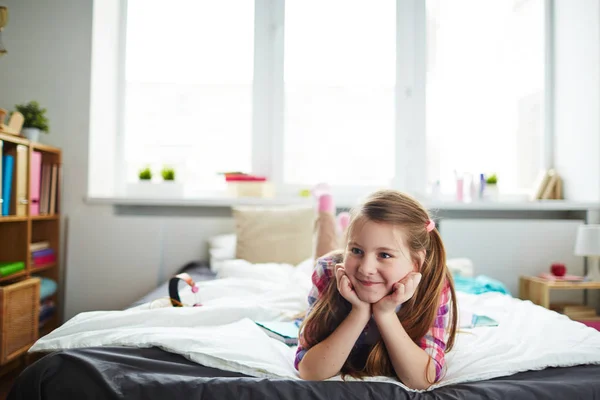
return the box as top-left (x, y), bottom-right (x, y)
top-left (550, 303), bottom-right (599, 320)
top-left (38, 277), bottom-right (58, 328)
top-left (30, 241), bottom-right (56, 267)
top-left (30, 150), bottom-right (61, 216)
top-left (39, 299), bottom-right (56, 327)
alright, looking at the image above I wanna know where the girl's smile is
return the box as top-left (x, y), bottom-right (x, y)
top-left (344, 220), bottom-right (422, 304)
top-left (356, 278), bottom-right (384, 287)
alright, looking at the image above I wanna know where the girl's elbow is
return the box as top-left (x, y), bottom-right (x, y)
top-left (298, 361), bottom-right (332, 381)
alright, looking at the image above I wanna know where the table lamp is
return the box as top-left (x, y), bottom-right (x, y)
top-left (574, 224), bottom-right (600, 282)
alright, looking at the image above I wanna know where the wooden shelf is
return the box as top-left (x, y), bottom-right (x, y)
top-left (0, 216), bottom-right (28, 223)
top-left (31, 214), bottom-right (59, 221)
top-left (0, 271), bottom-right (27, 284)
top-left (0, 137), bottom-right (62, 367)
top-left (30, 142), bottom-right (61, 154)
top-left (30, 263), bottom-right (56, 273)
top-left (0, 132), bottom-right (29, 146)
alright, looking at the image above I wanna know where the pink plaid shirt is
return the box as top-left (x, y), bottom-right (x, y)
top-left (295, 255), bottom-right (452, 382)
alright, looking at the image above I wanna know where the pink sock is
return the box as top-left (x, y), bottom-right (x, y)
top-left (337, 212), bottom-right (350, 232)
top-left (318, 193), bottom-right (335, 214)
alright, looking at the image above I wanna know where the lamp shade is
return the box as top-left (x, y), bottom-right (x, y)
top-left (574, 224), bottom-right (600, 256)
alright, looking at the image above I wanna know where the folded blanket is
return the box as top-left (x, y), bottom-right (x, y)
top-left (453, 274), bottom-right (511, 295)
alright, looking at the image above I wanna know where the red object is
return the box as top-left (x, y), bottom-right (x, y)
top-left (225, 174), bottom-right (267, 182)
top-left (551, 263), bottom-right (567, 277)
top-left (580, 320), bottom-right (600, 331)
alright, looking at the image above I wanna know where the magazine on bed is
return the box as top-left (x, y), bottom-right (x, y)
top-left (459, 311), bottom-right (499, 328)
top-left (255, 321), bottom-right (299, 346)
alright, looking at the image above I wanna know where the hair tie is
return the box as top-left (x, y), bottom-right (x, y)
top-left (426, 219), bottom-right (436, 233)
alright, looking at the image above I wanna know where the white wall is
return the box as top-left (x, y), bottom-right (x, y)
top-left (442, 219), bottom-right (584, 303)
top-left (0, 0), bottom-right (596, 321)
top-left (553, 0), bottom-right (600, 201)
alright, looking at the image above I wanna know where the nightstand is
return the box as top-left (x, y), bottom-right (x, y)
top-left (519, 276), bottom-right (600, 308)
top-left (519, 276), bottom-right (600, 328)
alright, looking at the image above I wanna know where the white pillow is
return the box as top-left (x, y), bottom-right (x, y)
top-left (209, 233), bottom-right (237, 252)
top-left (447, 258), bottom-right (474, 277)
top-left (208, 233), bottom-right (237, 272)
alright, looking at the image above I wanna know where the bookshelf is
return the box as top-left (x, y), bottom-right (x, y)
top-left (0, 131), bottom-right (62, 361)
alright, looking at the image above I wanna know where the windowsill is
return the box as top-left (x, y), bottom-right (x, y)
top-left (85, 195), bottom-right (314, 208)
top-left (85, 194), bottom-right (600, 211)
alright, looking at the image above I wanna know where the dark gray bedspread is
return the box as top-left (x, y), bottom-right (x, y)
top-left (8, 346), bottom-right (600, 400)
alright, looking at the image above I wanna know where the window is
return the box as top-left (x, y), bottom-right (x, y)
top-left (124, 0), bottom-right (254, 187)
top-left (426, 0), bottom-right (546, 194)
top-left (113, 0), bottom-right (549, 199)
top-left (283, 0), bottom-right (396, 186)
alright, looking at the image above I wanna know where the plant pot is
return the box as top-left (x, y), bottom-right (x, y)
top-left (126, 181), bottom-right (184, 198)
top-left (484, 184), bottom-right (499, 201)
top-left (21, 128), bottom-right (41, 142)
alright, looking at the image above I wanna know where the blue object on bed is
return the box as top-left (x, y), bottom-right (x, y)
top-left (453, 274), bottom-right (511, 296)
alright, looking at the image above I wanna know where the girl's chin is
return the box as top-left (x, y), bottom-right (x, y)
top-left (356, 291), bottom-right (385, 304)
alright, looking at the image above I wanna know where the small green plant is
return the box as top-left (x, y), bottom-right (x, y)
top-left (486, 174), bottom-right (498, 185)
top-left (14, 101), bottom-right (50, 132)
top-left (161, 166), bottom-right (175, 181)
top-left (138, 167), bottom-right (152, 180)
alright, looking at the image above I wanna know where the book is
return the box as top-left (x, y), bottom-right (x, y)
top-left (30, 151), bottom-right (42, 215)
top-left (538, 273), bottom-right (584, 282)
top-left (551, 303), bottom-right (598, 319)
top-left (0, 261), bottom-right (25, 277)
top-left (2, 154), bottom-right (14, 215)
top-left (32, 248), bottom-right (55, 258)
top-left (13, 145), bottom-right (27, 216)
top-left (255, 321), bottom-right (299, 346)
top-left (33, 254), bottom-right (57, 266)
top-left (459, 311), bottom-right (499, 328)
top-left (30, 241), bottom-right (50, 252)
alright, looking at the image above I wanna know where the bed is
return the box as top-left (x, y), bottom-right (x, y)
top-left (8, 254), bottom-right (600, 400)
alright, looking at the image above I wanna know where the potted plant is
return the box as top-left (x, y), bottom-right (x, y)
top-left (127, 165), bottom-right (183, 198)
top-left (484, 173), bottom-right (499, 201)
top-left (138, 167), bottom-right (152, 181)
top-left (161, 166), bottom-right (175, 181)
top-left (14, 101), bottom-right (49, 142)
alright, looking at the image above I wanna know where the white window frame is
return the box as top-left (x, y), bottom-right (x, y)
top-left (114, 0), bottom-right (553, 202)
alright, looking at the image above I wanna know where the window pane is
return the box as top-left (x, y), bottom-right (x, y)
top-left (124, 0), bottom-right (254, 187)
top-left (426, 0), bottom-right (545, 194)
top-left (283, 1), bottom-right (396, 186)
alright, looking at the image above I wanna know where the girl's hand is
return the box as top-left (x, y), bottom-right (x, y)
top-left (373, 272), bottom-right (422, 317)
top-left (335, 264), bottom-right (371, 315)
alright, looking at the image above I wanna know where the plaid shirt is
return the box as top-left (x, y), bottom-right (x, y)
top-left (295, 255), bottom-right (452, 382)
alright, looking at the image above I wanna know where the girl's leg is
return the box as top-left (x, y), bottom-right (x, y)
top-left (313, 193), bottom-right (339, 259)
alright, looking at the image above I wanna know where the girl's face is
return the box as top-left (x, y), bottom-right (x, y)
top-left (343, 220), bottom-right (423, 304)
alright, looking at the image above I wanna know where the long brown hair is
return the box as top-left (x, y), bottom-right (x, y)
top-left (300, 190), bottom-right (458, 380)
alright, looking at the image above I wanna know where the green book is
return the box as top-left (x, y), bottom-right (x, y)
top-left (0, 261), bottom-right (25, 277)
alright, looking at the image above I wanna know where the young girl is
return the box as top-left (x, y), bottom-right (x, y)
top-left (295, 189), bottom-right (458, 390)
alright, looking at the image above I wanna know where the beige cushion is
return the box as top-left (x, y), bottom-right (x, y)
top-left (232, 205), bottom-right (315, 265)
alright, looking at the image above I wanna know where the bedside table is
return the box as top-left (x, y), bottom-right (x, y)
top-left (519, 276), bottom-right (600, 309)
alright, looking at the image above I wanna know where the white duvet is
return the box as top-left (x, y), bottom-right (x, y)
top-left (31, 259), bottom-right (600, 391)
